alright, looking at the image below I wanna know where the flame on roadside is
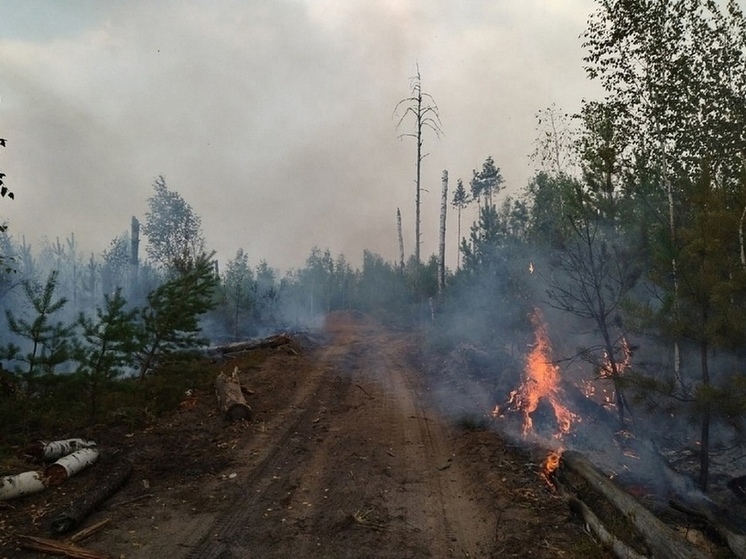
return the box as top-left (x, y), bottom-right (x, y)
top-left (511, 309), bottom-right (576, 439)
top-left (540, 449), bottom-right (563, 487)
top-left (490, 308), bottom-right (575, 488)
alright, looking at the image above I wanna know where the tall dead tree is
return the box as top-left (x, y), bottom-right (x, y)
top-left (396, 208), bottom-right (405, 275)
top-left (394, 64), bottom-right (443, 265)
top-left (438, 170), bottom-right (448, 293)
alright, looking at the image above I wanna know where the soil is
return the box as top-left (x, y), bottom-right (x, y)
top-left (0, 311), bottom-right (609, 559)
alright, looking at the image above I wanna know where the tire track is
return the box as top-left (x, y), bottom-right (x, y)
top-left (184, 344), bottom-right (345, 559)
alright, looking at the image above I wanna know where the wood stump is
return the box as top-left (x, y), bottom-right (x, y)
top-left (215, 369), bottom-right (252, 422)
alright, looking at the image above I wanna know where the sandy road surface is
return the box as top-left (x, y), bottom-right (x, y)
top-left (2, 311), bottom-right (604, 559)
top-left (186, 312), bottom-right (496, 558)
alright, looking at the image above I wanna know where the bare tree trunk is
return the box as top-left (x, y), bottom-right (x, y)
top-left (397, 208), bottom-right (405, 275)
top-left (698, 306), bottom-right (711, 492)
top-left (738, 206), bottom-right (746, 270)
top-left (661, 144), bottom-right (683, 389)
top-left (415, 90), bottom-right (423, 265)
top-left (456, 206), bottom-right (462, 270)
top-left (130, 216), bottom-right (140, 298)
top-left (394, 65), bottom-right (442, 266)
top-left (438, 170), bottom-right (448, 294)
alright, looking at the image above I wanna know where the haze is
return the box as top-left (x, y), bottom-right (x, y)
top-left (0, 0), bottom-right (599, 271)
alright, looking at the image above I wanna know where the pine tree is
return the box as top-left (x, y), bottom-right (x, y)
top-left (451, 179), bottom-right (469, 270)
top-left (136, 253), bottom-right (218, 379)
top-left (220, 249), bottom-right (255, 340)
top-left (0, 271), bottom-right (74, 391)
top-left (75, 288), bottom-right (139, 423)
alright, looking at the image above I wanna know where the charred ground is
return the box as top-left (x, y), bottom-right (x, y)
top-left (0, 311), bottom-right (607, 558)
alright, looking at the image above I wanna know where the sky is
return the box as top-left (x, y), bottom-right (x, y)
top-left (0, 0), bottom-right (602, 273)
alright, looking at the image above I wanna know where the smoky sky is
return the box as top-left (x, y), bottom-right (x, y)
top-left (0, 0), bottom-right (600, 271)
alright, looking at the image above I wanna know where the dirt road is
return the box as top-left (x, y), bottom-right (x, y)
top-left (1, 311), bottom-right (604, 558)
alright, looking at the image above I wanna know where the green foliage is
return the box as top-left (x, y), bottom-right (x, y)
top-left (580, 0), bottom-right (746, 489)
top-left (101, 233), bottom-right (131, 296)
top-left (74, 288), bottom-right (140, 423)
top-left (356, 250), bottom-right (408, 319)
top-left (142, 175), bottom-right (206, 275)
top-left (523, 173), bottom-right (579, 248)
top-left (218, 248), bottom-right (255, 339)
top-left (0, 271), bottom-right (74, 384)
top-left (136, 253), bottom-right (218, 379)
top-left (469, 156), bottom-right (504, 207)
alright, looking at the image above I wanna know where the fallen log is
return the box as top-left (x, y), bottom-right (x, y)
top-left (557, 450), bottom-right (707, 559)
top-left (25, 439), bottom-right (97, 462)
top-left (44, 448), bottom-right (100, 486)
top-left (17, 534), bottom-right (110, 559)
top-left (215, 368), bottom-right (252, 422)
top-left (669, 498), bottom-right (746, 558)
top-left (0, 470), bottom-right (46, 501)
top-left (49, 458), bottom-right (132, 535)
top-left (205, 334), bottom-right (297, 358)
top-left (567, 496), bottom-right (647, 559)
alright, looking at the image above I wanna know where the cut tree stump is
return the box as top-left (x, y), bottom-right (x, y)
top-left (556, 450), bottom-right (707, 559)
top-left (215, 368), bottom-right (252, 422)
top-left (49, 457), bottom-right (132, 535)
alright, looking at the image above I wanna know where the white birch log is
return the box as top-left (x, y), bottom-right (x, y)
top-left (44, 448), bottom-right (100, 486)
top-left (0, 470), bottom-right (47, 501)
top-left (26, 438), bottom-right (97, 462)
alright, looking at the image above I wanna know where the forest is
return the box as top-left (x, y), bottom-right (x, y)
top-left (2, 0), bottom-right (746, 498)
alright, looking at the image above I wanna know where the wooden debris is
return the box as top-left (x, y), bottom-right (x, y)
top-left (215, 368), bottom-right (252, 422)
top-left (49, 458), bottom-right (132, 535)
top-left (17, 534), bottom-right (110, 559)
top-left (205, 334), bottom-right (298, 358)
top-left (44, 448), bottom-right (100, 486)
top-left (25, 439), bottom-right (97, 462)
top-left (355, 383), bottom-right (375, 400)
top-left (68, 518), bottom-right (111, 544)
top-left (557, 450), bottom-right (707, 559)
top-left (107, 492), bottom-right (152, 509)
top-left (567, 497), bottom-right (647, 559)
top-left (0, 470), bottom-right (46, 501)
top-left (669, 498), bottom-right (746, 558)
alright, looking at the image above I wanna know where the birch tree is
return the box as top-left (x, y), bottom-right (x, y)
top-left (143, 176), bottom-right (206, 276)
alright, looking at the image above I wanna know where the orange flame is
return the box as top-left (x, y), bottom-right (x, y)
top-left (510, 309), bottom-right (576, 439)
top-left (540, 449), bottom-right (563, 487)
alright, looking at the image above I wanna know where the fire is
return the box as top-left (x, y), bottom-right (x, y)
top-left (489, 308), bottom-right (578, 488)
top-left (510, 309), bottom-right (576, 439)
top-left (596, 336), bottom-right (632, 411)
top-left (540, 449), bottom-right (563, 486)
